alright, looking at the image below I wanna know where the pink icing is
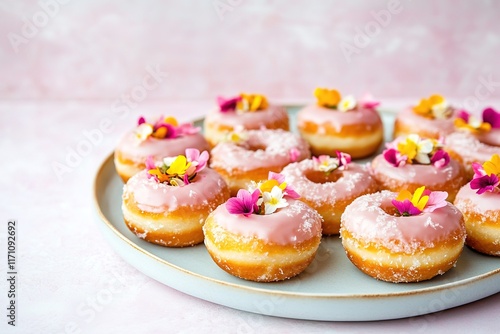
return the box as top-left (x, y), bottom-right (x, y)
top-left (371, 154), bottom-right (461, 186)
top-left (341, 191), bottom-right (465, 253)
top-left (297, 104), bottom-right (382, 132)
top-left (455, 183), bottom-right (500, 214)
top-left (116, 131), bottom-right (209, 163)
top-left (475, 128), bottom-right (500, 147)
top-left (208, 199), bottom-right (322, 245)
top-left (281, 160), bottom-right (375, 203)
top-left (210, 129), bottom-right (310, 172)
top-left (445, 132), bottom-right (500, 165)
top-left (204, 104), bottom-right (288, 129)
top-left (395, 107), bottom-right (455, 137)
top-left (123, 168), bottom-right (226, 213)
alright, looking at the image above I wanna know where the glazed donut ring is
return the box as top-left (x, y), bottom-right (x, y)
top-left (454, 184), bottom-right (500, 256)
top-left (122, 168), bottom-right (230, 247)
top-left (445, 132), bottom-right (500, 179)
top-left (371, 154), bottom-right (466, 202)
top-left (203, 199), bottom-right (322, 282)
top-left (393, 107), bottom-right (455, 140)
top-left (204, 104), bottom-right (290, 147)
top-left (297, 105), bottom-right (384, 158)
top-left (281, 159), bottom-right (378, 235)
top-left (341, 191), bottom-right (466, 283)
top-left (210, 129), bottom-right (310, 196)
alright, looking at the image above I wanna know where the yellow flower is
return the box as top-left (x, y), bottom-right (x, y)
top-left (163, 116), bottom-right (178, 126)
top-left (397, 134), bottom-right (434, 164)
top-left (237, 94), bottom-right (268, 112)
top-left (259, 179), bottom-right (286, 193)
top-left (454, 117), bottom-right (492, 133)
top-left (483, 154), bottom-right (500, 176)
top-left (413, 94), bottom-right (447, 118)
top-left (166, 155), bottom-right (192, 176)
top-left (396, 186), bottom-right (429, 211)
top-left (314, 88), bottom-right (341, 108)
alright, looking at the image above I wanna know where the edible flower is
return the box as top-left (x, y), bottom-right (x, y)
top-left (134, 116), bottom-right (200, 143)
top-left (314, 87), bottom-right (341, 108)
top-left (226, 189), bottom-right (260, 217)
top-left (454, 107), bottom-right (500, 133)
top-left (217, 93), bottom-right (268, 113)
top-left (391, 186), bottom-right (448, 217)
top-left (222, 126), bottom-right (248, 144)
top-left (289, 147), bottom-right (300, 162)
top-left (337, 95), bottom-right (357, 112)
top-left (470, 154), bottom-right (500, 194)
top-left (145, 148), bottom-right (208, 186)
top-left (225, 172), bottom-right (300, 216)
top-left (383, 134), bottom-right (450, 168)
top-left (413, 94), bottom-right (453, 119)
top-left (359, 93), bottom-right (380, 109)
top-left (313, 151), bottom-right (351, 174)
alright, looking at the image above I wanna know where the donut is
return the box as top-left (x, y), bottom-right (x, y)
top-left (393, 94), bottom-right (456, 139)
top-left (340, 189), bottom-right (466, 283)
top-left (371, 134), bottom-right (467, 202)
top-left (209, 128), bottom-right (310, 196)
top-left (446, 108), bottom-right (500, 179)
top-left (122, 149), bottom-right (230, 247)
top-left (297, 89), bottom-right (383, 158)
top-left (203, 172), bottom-right (322, 282)
top-left (281, 151), bottom-right (378, 235)
top-left (454, 154), bottom-right (500, 256)
top-left (204, 93), bottom-right (289, 147)
top-left (115, 115), bottom-right (209, 182)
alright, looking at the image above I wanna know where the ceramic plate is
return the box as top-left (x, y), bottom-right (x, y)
top-left (94, 107), bottom-right (500, 321)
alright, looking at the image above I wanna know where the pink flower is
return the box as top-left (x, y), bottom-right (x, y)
top-left (482, 107), bottom-right (500, 128)
top-left (138, 116), bottom-right (146, 125)
top-left (336, 151), bottom-right (351, 169)
top-left (268, 172), bottom-right (300, 199)
top-left (359, 93), bottom-right (380, 109)
top-left (289, 147), bottom-right (300, 162)
top-left (154, 123), bottom-right (177, 138)
top-left (383, 148), bottom-right (407, 167)
top-left (177, 123), bottom-right (201, 135)
top-left (423, 190), bottom-right (448, 212)
top-left (226, 189), bottom-right (260, 216)
top-left (470, 174), bottom-right (500, 195)
top-left (145, 156), bottom-right (159, 181)
top-left (472, 162), bottom-right (487, 178)
top-left (185, 148), bottom-right (209, 173)
top-left (391, 199), bottom-right (422, 217)
top-left (456, 109), bottom-right (470, 122)
top-left (217, 95), bottom-right (242, 112)
top-left (430, 149), bottom-right (450, 168)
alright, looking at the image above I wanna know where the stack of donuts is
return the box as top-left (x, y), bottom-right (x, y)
top-left (115, 90), bottom-right (500, 284)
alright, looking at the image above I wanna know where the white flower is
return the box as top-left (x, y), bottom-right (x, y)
top-left (431, 99), bottom-right (451, 119)
top-left (407, 135), bottom-right (434, 164)
top-left (337, 95), bottom-right (357, 112)
top-left (134, 123), bottom-right (153, 142)
top-left (314, 155), bottom-right (339, 173)
top-left (258, 186), bottom-right (288, 215)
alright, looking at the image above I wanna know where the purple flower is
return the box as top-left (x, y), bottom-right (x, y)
top-left (430, 149), bottom-right (450, 168)
top-left (472, 162), bottom-right (487, 178)
top-left (383, 148), bottom-right (407, 167)
top-left (217, 95), bottom-right (242, 112)
top-left (482, 107), bottom-right (500, 129)
top-left (391, 199), bottom-right (422, 216)
top-left (138, 116), bottom-right (146, 125)
top-left (225, 189), bottom-right (260, 216)
top-left (154, 123), bottom-right (177, 138)
top-left (470, 174), bottom-right (500, 195)
top-left (336, 150), bottom-right (352, 169)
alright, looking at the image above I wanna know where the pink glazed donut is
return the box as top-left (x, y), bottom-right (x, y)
top-left (203, 199), bottom-right (322, 282)
top-left (122, 167), bottom-right (230, 247)
top-left (340, 191), bottom-right (466, 283)
top-left (115, 116), bottom-right (209, 182)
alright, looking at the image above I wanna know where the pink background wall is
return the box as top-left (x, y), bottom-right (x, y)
top-left (1, 0), bottom-right (500, 101)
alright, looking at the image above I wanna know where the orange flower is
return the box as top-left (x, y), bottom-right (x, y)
top-left (314, 88), bottom-right (341, 108)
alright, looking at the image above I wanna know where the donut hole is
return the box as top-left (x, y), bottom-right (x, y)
top-left (305, 169), bottom-right (343, 184)
top-left (380, 204), bottom-right (400, 216)
top-left (246, 143), bottom-right (267, 151)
